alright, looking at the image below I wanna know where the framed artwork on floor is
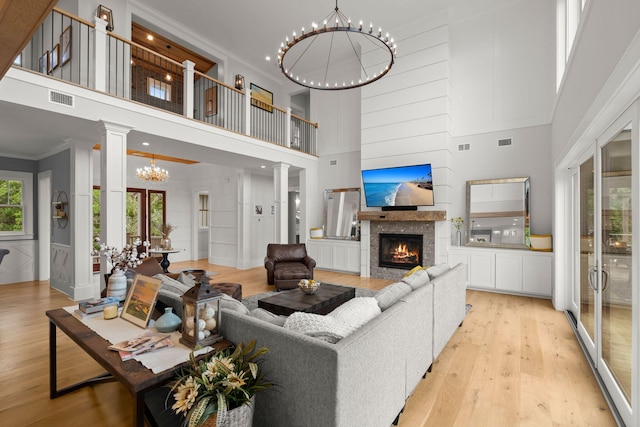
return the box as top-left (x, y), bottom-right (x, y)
top-left (39, 51), bottom-right (49, 74)
top-left (60, 25), bottom-right (72, 65)
top-left (250, 83), bottom-right (273, 113)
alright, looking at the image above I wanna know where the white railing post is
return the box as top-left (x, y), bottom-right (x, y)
top-left (285, 107), bottom-right (292, 148)
top-left (93, 17), bottom-right (107, 92)
top-left (183, 60), bottom-right (195, 119)
top-left (244, 88), bottom-right (251, 136)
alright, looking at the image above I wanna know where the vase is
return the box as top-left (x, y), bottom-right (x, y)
top-left (161, 236), bottom-right (172, 250)
top-left (201, 396), bottom-right (255, 427)
top-left (455, 230), bottom-right (462, 246)
top-left (106, 270), bottom-right (127, 301)
top-left (155, 307), bottom-right (182, 332)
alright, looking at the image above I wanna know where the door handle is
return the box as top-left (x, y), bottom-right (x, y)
top-left (588, 266), bottom-right (598, 291)
top-left (601, 269), bottom-right (609, 292)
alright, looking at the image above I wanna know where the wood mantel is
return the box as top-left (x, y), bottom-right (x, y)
top-left (358, 210), bottom-right (447, 222)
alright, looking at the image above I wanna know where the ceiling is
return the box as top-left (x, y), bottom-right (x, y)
top-left (0, 0), bottom-right (448, 166)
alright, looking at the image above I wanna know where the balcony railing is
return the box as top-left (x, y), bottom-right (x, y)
top-left (14, 7), bottom-right (317, 156)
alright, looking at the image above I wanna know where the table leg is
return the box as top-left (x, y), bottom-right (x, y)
top-left (135, 392), bottom-right (145, 427)
top-left (49, 319), bottom-right (116, 399)
top-left (159, 253), bottom-right (170, 273)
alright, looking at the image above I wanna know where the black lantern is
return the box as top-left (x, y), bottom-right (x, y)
top-left (97, 5), bottom-right (114, 32)
top-left (180, 279), bottom-right (223, 348)
top-left (234, 74), bottom-right (245, 90)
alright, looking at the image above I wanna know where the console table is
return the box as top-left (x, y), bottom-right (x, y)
top-left (46, 308), bottom-right (230, 426)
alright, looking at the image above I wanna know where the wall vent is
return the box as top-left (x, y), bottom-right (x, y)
top-left (497, 138), bottom-right (512, 147)
top-left (329, 160), bottom-right (337, 165)
top-left (457, 143), bottom-right (470, 152)
top-left (49, 90), bottom-right (74, 107)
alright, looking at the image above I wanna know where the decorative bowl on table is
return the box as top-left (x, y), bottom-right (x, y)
top-left (298, 279), bottom-right (321, 294)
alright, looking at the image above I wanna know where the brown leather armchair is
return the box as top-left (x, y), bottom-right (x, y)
top-left (264, 243), bottom-right (316, 290)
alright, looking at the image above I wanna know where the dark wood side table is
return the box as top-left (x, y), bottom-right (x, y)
top-left (46, 308), bottom-right (231, 427)
top-left (258, 283), bottom-right (356, 315)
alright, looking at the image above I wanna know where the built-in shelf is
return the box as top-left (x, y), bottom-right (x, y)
top-left (357, 210), bottom-right (447, 222)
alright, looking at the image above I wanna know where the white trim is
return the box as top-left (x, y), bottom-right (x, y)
top-left (0, 170), bottom-right (33, 238)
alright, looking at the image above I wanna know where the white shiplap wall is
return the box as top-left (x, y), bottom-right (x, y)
top-left (361, 12), bottom-right (452, 264)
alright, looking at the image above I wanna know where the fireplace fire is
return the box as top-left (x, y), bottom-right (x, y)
top-left (379, 233), bottom-right (423, 269)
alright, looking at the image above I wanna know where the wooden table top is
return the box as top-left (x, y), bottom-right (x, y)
top-left (258, 283), bottom-right (355, 316)
top-left (46, 308), bottom-right (231, 394)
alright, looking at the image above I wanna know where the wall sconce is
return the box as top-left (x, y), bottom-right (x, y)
top-left (97, 5), bottom-right (114, 32)
top-left (235, 74), bottom-right (245, 90)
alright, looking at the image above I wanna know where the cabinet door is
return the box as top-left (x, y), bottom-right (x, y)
top-left (495, 253), bottom-right (523, 292)
top-left (522, 254), bottom-right (552, 296)
top-left (469, 252), bottom-right (495, 289)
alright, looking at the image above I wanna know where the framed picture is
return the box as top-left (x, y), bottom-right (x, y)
top-left (205, 86), bottom-right (217, 116)
top-left (121, 274), bottom-right (162, 328)
top-left (254, 204), bottom-right (263, 216)
top-left (39, 51), bottom-right (49, 74)
top-left (250, 83), bottom-right (273, 113)
top-left (60, 25), bottom-right (72, 65)
top-left (49, 44), bottom-right (60, 73)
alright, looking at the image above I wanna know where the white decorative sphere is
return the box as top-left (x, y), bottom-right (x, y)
top-left (197, 319), bottom-right (206, 331)
top-left (201, 306), bottom-right (216, 320)
top-left (198, 331), bottom-right (205, 341)
top-left (205, 318), bottom-right (217, 331)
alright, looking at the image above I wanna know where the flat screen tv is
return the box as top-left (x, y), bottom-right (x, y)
top-left (361, 163), bottom-right (434, 208)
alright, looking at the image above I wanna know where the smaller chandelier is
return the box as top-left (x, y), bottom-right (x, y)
top-left (136, 156), bottom-right (169, 182)
top-left (277, 1), bottom-right (397, 90)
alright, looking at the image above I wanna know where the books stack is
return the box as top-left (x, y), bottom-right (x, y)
top-left (78, 296), bottom-right (120, 314)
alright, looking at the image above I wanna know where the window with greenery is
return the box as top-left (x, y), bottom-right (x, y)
top-left (199, 193), bottom-right (209, 228)
top-left (0, 179), bottom-right (23, 232)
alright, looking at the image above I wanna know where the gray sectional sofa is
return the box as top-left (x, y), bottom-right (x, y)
top-left (219, 262), bottom-right (468, 427)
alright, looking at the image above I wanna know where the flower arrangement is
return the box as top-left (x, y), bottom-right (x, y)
top-left (92, 237), bottom-right (149, 272)
top-left (171, 340), bottom-right (272, 427)
top-left (450, 216), bottom-right (464, 231)
top-left (162, 223), bottom-right (176, 237)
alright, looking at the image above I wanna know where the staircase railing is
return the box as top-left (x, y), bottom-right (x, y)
top-left (14, 7), bottom-right (318, 156)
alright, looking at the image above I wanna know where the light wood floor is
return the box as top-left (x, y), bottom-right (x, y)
top-left (0, 261), bottom-right (616, 426)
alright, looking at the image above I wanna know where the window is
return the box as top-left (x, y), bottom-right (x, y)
top-left (147, 77), bottom-right (171, 101)
top-left (556, 0), bottom-right (589, 91)
top-left (0, 171), bottom-right (33, 237)
top-left (199, 194), bottom-right (209, 228)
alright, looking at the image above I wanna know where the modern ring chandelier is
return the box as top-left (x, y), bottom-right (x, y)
top-left (136, 156), bottom-right (169, 182)
top-left (277, 1), bottom-right (397, 90)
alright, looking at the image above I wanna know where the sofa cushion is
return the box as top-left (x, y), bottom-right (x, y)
top-left (402, 265), bottom-right (424, 278)
top-left (401, 268), bottom-right (430, 290)
top-left (329, 297), bottom-right (381, 335)
top-left (177, 272), bottom-right (197, 286)
top-left (250, 308), bottom-right (287, 326)
top-left (426, 264), bottom-right (450, 280)
top-left (219, 293), bottom-right (251, 315)
top-left (375, 282), bottom-right (412, 311)
top-left (283, 312), bottom-right (346, 343)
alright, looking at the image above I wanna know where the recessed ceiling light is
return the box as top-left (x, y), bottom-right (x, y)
top-left (147, 34), bottom-right (154, 41)
top-left (265, 56), bottom-right (271, 61)
top-left (142, 142), bottom-right (150, 146)
top-left (260, 165), bottom-right (266, 168)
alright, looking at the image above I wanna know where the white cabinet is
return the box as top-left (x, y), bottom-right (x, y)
top-left (448, 246), bottom-right (552, 297)
top-left (306, 239), bottom-right (360, 274)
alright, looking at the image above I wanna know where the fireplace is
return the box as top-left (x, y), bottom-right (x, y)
top-left (379, 233), bottom-right (423, 269)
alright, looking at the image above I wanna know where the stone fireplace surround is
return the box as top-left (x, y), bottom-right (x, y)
top-left (358, 211), bottom-right (446, 280)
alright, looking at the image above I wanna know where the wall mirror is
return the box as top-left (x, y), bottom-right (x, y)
top-left (466, 177), bottom-right (530, 249)
top-left (323, 188), bottom-right (360, 240)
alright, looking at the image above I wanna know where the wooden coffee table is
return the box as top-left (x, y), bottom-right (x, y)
top-left (258, 283), bottom-right (355, 315)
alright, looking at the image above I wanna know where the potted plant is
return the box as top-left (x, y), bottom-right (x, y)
top-left (170, 340), bottom-right (272, 427)
top-left (161, 223), bottom-right (176, 249)
top-left (92, 237), bottom-right (149, 300)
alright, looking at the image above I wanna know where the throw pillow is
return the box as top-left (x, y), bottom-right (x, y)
top-left (426, 264), bottom-right (450, 280)
top-left (401, 269), bottom-right (430, 290)
top-left (177, 272), bottom-right (197, 286)
top-left (250, 308), bottom-right (287, 326)
top-left (154, 273), bottom-right (192, 295)
top-left (283, 312), bottom-right (346, 343)
top-left (219, 293), bottom-right (250, 315)
top-left (402, 265), bottom-right (423, 278)
top-left (329, 297), bottom-right (380, 336)
top-left (374, 282), bottom-right (412, 311)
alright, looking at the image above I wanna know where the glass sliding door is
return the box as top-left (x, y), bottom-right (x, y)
top-left (600, 126), bottom-right (632, 407)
